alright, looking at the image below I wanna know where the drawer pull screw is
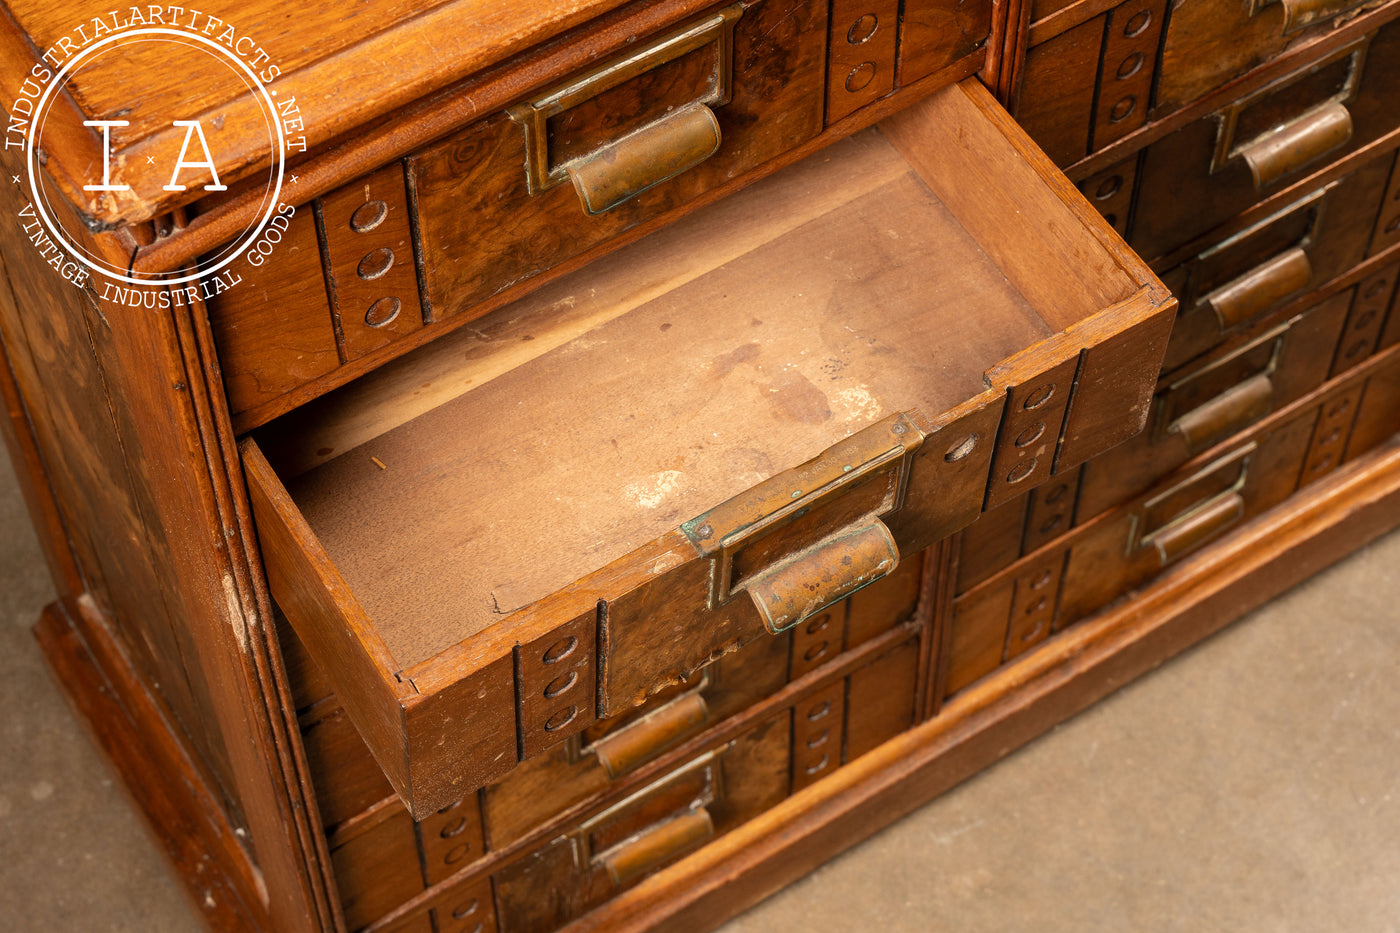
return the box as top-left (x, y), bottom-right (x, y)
top-left (847, 14), bottom-right (878, 45)
top-left (542, 636), bottom-right (578, 664)
top-left (349, 199), bottom-right (388, 232)
top-left (1006, 459), bottom-right (1038, 484)
top-left (545, 706), bottom-right (580, 732)
top-left (945, 434), bottom-right (978, 461)
top-left (439, 816), bottom-right (469, 839)
top-left (543, 670), bottom-right (579, 699)
top-left (364, 296), bottom-right (401, 328)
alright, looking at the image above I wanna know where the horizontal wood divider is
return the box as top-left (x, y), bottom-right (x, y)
top-left (561, 435), bottom-right (1400, 933)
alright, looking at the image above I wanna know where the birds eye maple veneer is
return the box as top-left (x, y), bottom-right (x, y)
top-left (2, 0), bottom-right (1399, 931)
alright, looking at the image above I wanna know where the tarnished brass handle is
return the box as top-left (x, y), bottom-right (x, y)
top-left (1169, 374), bottom-right (1274, 455)
top-left (566, 105), bottom-right (721, 214)
top-left (1146, 492), bottom-right (1244, 565)
top-left (599, 808), bottom-right (714, 887)
top-left (508, 5), bottom-right (740, 214)
top-left (1240, 102), bottom-right (1352, 189)
top-left (593, 692), bottom-right (710, 779)
top-left (1206, 248), bottom-right (1312, 330)
top-left (743, 520), bottom-right (899, 635)
top-left (1250, 0), bottom-right (1370, 34)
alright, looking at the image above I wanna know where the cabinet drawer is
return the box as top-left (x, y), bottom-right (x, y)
top-left (480, 554), bottom-right (918, 846)
top-left (413, 1), bottom-right (825, 322)
top-left (1157, 0), bottom-right (1400, 115)
top-left (492, 634), bottom-right (917, 933)
top-left (1154, 158), bottom-right (1391, 374)
top-left (1077, 290), bottom-right (1350, 518)
top-left (209, 0), bottom-right (995, 428)
top-left (242, 79), bottom-right (1173, 820)
top-left (1134, 23), bottom-right (1400, 262)
top-left (495, 714), bottom-right (790, 933)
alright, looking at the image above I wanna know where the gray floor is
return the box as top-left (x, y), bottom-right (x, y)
top-left (2, 438), bottom-right (1398, 932)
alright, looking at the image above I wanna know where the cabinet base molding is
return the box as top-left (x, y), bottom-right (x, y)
top-left (33, 597), bottom-right (269, 933)
top-left (563, 436), bottom-right (1400, 933)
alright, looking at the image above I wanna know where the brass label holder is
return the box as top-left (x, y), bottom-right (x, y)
top-left (508, 5), bottom-right (742, 212)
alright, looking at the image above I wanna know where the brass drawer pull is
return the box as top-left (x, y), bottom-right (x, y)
top-left (1206, 247), bottom-right (1312, 331)
top-left (745, 519), bottom-right (900, 635)
top-left (683, 415), bottom-right (921, 636)
top-left (566, 104), bottom-right (722, 214)
top-left (508, 4), bottom-right (741, 214)
top-left (599, 807), bottom-right (715, 887)
top-left (593, 692), bottom-right (711, 779)
top-left (1239, 102), bottom-right (1353, 190)
top-left (1147, 492), bottom-right (1245, 565)
top-left (1169, 372), bottom-right (1275, 454)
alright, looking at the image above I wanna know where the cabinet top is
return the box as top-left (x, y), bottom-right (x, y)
top-left (0, 0), bottom-right (639, 226)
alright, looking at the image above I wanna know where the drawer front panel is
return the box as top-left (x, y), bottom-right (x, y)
top-left (1157, 0), bottom-right (1400, 115)
top-left (1078, 292), bottom-right (1350, 518)
top-left (412, 1), bottom-right (827, 322)
top-left (482, 630), bottom-right (789, 847)
top-left (952, 464), bottom-right (1082, 594)
top-left (483, 557), bottom-right (921, 847)
top-left (494, 715), bottom-right (790, 933)
top-left (1156, 158), bottom-right (1392, 373)
top-left (332, 808), bottom-right (424, 932)
top-left (1134, 24), bottom-right (1400, 262)
top-left (1015, 0), bottom-right (1168, 166)
top-left (1060, 410), bottom-right (1318, 626)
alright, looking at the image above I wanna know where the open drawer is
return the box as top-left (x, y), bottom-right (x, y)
top-left (241, 79), bottom-right (1175, 819)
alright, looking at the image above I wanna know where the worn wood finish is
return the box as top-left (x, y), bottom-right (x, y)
top-left (0, 139), bottom-right (331, 930)
top-left (1077, 289), bottom-right (1351, 517)
top-left (242, 79), bottom-right (1170, 819)
top-left (0, 0), bottom-right (669, 226)
top-left (1156, 155), bottom-right (1393, 372)
top-left (34, 598), bottom-right (270, 932)
top-left (1156, 0), bottom-right (1395, 115)
top-left (1133, 23), bottom-right (1400, 263)
top-left (412, 0), bottom-right (827, 323)
top-left (1066, 2), bottom-right (1400, 184)
top-left (559, 434), bottom-right (1400, 933)
top-left (1012, 14), bottom-right (1104, 165)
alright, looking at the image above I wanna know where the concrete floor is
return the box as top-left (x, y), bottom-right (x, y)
top-left (2, 438), bottom-right (1398, 932)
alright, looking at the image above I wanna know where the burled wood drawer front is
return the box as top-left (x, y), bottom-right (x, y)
top-left (208, 0), bottom-right (994, 431)
top-left (494, 714), bottom-right (790, 933)
top-left (1156, 0), bottom-right (1400, 115)
top-left (1076, 289), bottom-right (1351, 518)
top-left (1017, 0), bottom-right (1400, 170)
top-left (1154, 156), bottom-right (1392, 374)
top-left (411, 1), bottom-right (825, 322)
top-left (1133, 21), bottom-right (1400, 263)
top-left (242, 79), bottom-right (1173, 820)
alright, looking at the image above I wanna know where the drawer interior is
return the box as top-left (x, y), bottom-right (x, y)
top-left (259, 128), bottom-right (1045, 666)
top-left (245, 79), bottom-right (1172, 818)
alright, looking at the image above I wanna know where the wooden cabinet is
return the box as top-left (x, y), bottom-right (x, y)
top-left (2, 1), bottom-right (1399, 932)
